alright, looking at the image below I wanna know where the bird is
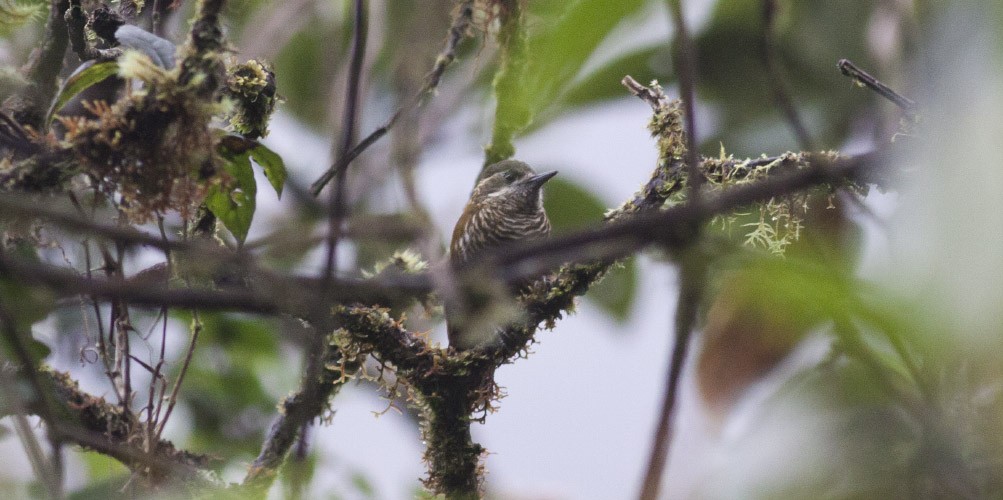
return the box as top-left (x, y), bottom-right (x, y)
top-left (446, 159), bottom-right (557, 350)
top-left (89, 6), bottom-right (177, 69)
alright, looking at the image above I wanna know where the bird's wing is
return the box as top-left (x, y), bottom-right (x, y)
top-left (115, 25), bottom-right (177, 69)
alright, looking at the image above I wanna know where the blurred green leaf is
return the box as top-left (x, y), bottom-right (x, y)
top-left (591, 258), bottom-right (637, 322)
top-left (695, 0), bottom-right (877, 153)
top-left (525, 0), bottom-right (647, 109)
top-left (206, 148), bottom-right (257, 244)
top-left (46, 60), bottom-right (119, 126)
top-left (173, 312), bottom-right (279, 457)
top-left (249, 142), bottom-right (286, 198)
top-left (350, 471), bottom-right (376, 498)
top-left (271, 12), bottom-right (353, 128)
top-left (544, 177), bottom-right (637, 321)
top-left (562, 45), bottom-right (672, 108)
top-left (0, 0), bottom-right (45, 38)
top-left (77, 450), bottom-right (128, 483)
top-left (0, 247), bottom-right (53, 363)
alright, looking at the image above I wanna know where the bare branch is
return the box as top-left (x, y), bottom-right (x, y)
top-left (639, 258), bottom-right (706, 500)
top-left (310, 0), bottom-right (475, 196)
top-left (838, 58), bottom-right (917, 114)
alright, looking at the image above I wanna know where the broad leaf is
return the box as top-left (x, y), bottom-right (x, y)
top-left (249, 142), bottom-right (286, 198)
top-left (206, 149), bottom-right (257, 244)
top-left (46, 60), bottom-right (119, 126)
top-left (217, 134), bottom-right (287, 198)
top-left (525, 0), bottom-right (647, 110)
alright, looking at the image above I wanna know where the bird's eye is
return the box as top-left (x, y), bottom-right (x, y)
top-left (501, 171), bottom-right (516, 183)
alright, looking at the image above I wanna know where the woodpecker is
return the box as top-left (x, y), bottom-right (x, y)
top-left (447, 159), bottom-right (557, 350)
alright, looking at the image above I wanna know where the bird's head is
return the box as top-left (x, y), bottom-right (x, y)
top-left (469, 160), bottom-right (558, 211)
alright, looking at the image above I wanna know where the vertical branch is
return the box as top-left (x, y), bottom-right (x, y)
top-left (483, 0), bottom-right (530, 170)
top-left (420, 376), bottom-right (483, 497)
top-left (666, 0), bottom-right (702, 203)
top-left (638, 4), bottom-right (708, 499)
top-left (761, 0), bottom-right (815, 150)
top-left (638, 258), bottom-right (706, 500)
top-left (322, 0), bottom-right (368, 281)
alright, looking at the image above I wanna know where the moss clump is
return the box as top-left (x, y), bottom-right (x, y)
top-left (223, 59), bottom-right (278, 139)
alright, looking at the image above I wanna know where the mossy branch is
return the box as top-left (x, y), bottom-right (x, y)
top-left (243, 339), bottom-right (361, 494)
top-left (0, 369), bottom-right (217, 486)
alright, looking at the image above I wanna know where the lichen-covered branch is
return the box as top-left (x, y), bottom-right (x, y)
top-left (65, 1), bottom-right (121, 63)
top-left (311, 76), bottom-right (882, 497)
top-left (0, 368), bottom-right (216, 486)
top-left (243, 339), bottom-right (361, 493)
top-left (333, 305), bottom-right (437, 375)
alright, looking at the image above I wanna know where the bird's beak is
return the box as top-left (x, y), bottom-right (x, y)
top-left (522, 170), bottom-right (558, 190)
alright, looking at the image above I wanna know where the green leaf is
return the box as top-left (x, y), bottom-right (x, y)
top-left (590, 258), bottom-right (638, 322)
top-left (205, 151), bottom-right (257, 244)
top-left (0, 247), bottom-right (54, 362)
top-left (46, 60), bottom-right (119, 126)
top-left (217, 134), bottom-right (287, 198)
top-left (78, 450), bottom-right (128, 483)
top-left (562, 45), bottom-right (671, 108)
top-left (525, 0), bottom-right (647, 110)
top-left (249, 142), bottom-right (286, 198)
top-left (350, 472), bottom-right (376, 498)
top-left (543, 177), bottom-right (638, 322)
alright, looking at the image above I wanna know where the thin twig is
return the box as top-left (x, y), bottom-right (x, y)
top-left (640, 8), bottom-right (705, 492)
top-left (148, 216), bottom-right (171, 452)
top-left (666, 0), bottom-right (703, 203)
top-left (761, 0), bottom-right (815, 150)
top-left (310, 0), bottom-right (475, 196)
top-left (621, 76), bottom-right (663, 108)
top-left (155, 314), bottom-right (202, 440)
top-left (838, 58), bottom-right (917, 113)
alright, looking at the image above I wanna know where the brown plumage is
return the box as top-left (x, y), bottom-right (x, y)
top-left (447, 159), bottom-right (557, 349)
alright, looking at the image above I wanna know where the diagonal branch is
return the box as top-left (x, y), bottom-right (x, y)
top-left (243, 333), bottom-right (362, 492)
top-left (838, 58), bottom-right (917, 115)
top-left (310, 0), bottom-right (475, 196)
